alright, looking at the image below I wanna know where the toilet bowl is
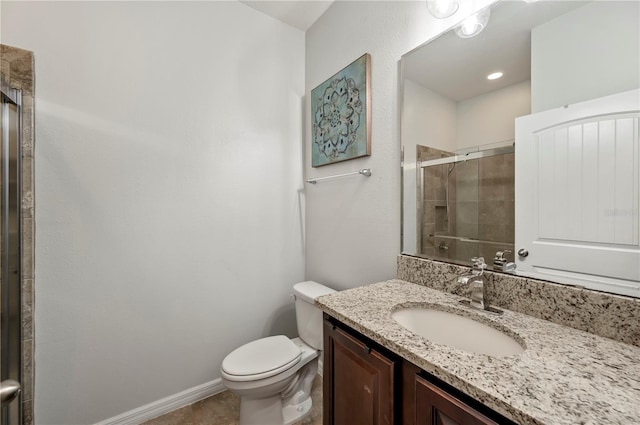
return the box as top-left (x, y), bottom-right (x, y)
top-left (221, 281), bottom-right (335, 425)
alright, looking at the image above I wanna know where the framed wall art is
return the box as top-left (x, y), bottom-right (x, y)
top-left (311, 53), bottom-right (371, 167)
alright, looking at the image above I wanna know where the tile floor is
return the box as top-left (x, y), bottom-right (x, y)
top-left (141, 376), bottom-right (322, 425)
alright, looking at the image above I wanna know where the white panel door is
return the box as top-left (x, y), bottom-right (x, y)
top-left (515, 89), bottom-right (640, 296)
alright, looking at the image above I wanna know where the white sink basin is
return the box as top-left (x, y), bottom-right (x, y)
top-left (392, 306), bottom-right (525, 357)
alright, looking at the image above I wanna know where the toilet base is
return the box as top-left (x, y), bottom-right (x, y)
top-left (238, 394), bottom-right (285, 425)
top-left (282, 397), bottom-right (312, 425)
top-left (238, 390), bottom-right (312, 425)
top-left (237, 363), bottom-right (317, 425)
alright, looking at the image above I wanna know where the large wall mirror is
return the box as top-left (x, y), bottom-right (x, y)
top-left (401, 0), bottom-right (640, 297)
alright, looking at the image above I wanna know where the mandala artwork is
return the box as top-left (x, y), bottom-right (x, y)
top-left (311, 54), bottom-right (371, 167)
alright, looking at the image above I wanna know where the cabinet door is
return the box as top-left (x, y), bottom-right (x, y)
top-left (323, 320), bottom-right (395, 425)
top-left (415, 376), bottom-right (498, 425)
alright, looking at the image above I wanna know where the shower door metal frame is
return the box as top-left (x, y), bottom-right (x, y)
top-left (419, 144), bottom-right (514, 169)
top-left (0, 77), bottom-right (23, 425)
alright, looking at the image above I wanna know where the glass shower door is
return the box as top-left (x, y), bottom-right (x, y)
top-left (0, 79), bottom-right (22, 425)
top-left (418, 144), bottom-right (515, 269)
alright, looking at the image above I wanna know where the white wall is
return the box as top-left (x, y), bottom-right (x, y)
top-left (402, 79), bottom-right (530, 153)
top-left (404, 79), bottom-right (458, 153)
top-left (305, 0), bottom-right (495, 290)
top-left (1, 2), bottom-right (304, 424)
top-left (531, 0), bottom-right (640, 113)
top-left (402, 79), bottom-right (457, 252)
top-left (456, 80), bottom-right (530, 150)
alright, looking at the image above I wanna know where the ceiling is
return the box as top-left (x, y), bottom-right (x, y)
top-left (239, 0), bottom-right (334, 31)
top-left (403, 1), bottom-right (587, 101)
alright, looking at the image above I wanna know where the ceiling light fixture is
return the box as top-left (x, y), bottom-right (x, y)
top-left (487, 71), bottom-right (503, 80)
top-left (455, 7), bottom-right (491, 38)
top-left (426, 0), bottom-right (460, 19)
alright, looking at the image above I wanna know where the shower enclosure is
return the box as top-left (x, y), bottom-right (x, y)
top-left (0, 74), bottom-right (22, 425)
top-left (418, 143), bottom-right (515, 269)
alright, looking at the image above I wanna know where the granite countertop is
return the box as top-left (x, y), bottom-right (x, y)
top-left (316, 279), bottom-right (640, 425)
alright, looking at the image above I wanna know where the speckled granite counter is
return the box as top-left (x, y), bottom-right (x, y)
top-left (316, 279), bottom-right (640, 425)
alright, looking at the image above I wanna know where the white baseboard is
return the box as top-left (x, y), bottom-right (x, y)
top-left (94, 378), bottom-right (225, 425)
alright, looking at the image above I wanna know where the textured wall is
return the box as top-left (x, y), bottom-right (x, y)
top-left (1, 2), bottom-right (305, 424)
top-left (305, 0), bottom-right (495, 290)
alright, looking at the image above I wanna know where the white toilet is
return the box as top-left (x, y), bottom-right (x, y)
top-left (221, 281), bottom-right (336, 425)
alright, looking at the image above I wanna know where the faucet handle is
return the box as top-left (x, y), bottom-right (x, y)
top-left (493, 250), bottom-right (512, 267)
top-left (470, 257), bottom-right (487, 276)
top-left (494, 250), bottom-right (511, 260)
top-left (471, 257), bottom-right (487, 270)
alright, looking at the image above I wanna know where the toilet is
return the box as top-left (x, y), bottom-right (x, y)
top-left (221, 281), bottom-right (336, 425)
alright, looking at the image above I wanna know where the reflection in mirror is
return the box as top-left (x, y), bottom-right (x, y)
top-left (401, 0), bottom-right (640, 297)
top-left (417, 143), bottom-right (515, 268)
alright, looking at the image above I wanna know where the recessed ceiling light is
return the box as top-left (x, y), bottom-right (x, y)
top-left (487, 72), bottom-right (503, 80)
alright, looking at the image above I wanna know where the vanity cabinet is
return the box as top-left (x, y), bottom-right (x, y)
top-left (415, 376), bottom-right (499, 425)
top-left (323, 314), bottom-right (517, 425)
top-left (323, 317), bottom-right (396, 425)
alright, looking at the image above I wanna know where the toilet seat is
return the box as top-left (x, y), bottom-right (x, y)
top-left (221, 335), bottom-right (302, 382)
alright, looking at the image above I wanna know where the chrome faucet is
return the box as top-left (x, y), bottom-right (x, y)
top-left (457, 257), bottom-right (487, 310)
top-left (493, 250), bottom-right (516, 273)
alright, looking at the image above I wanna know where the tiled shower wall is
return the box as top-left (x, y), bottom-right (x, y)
top-left (1, 44), bottom-right (35, 425)
top-left (417, 145), bottom-right (455, 258)
top-left (475, 152), bottom-right (515, 262)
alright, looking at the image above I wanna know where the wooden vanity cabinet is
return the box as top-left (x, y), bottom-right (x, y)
top-left (323, 316), bottom-right (397, 425)
top-left (323, 314), bottom-right (517, 425)
top-left (415, 376), bottom-right (499, 425)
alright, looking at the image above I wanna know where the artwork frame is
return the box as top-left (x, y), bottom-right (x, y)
top-left (311, 53), bottom-right (371, 167)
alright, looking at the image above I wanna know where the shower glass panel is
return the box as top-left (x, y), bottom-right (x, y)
top-left (418, 144), bottom-right (515, 269)
top-left (0, 78), bottom-right (22, 425)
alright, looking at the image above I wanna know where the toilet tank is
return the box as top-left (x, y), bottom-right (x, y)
top-left (293, 281), bottom-right (336, 350)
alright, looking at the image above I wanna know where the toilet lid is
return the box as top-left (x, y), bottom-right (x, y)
top-left (221, 335), bottom-right (302, 380)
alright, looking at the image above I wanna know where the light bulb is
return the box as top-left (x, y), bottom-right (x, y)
top-left (426, 0), bottom-right (460, 19)
top-left (487, 72), bottom-right (503, 80)
top-left (455, 7), bottom-right (491, 38)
